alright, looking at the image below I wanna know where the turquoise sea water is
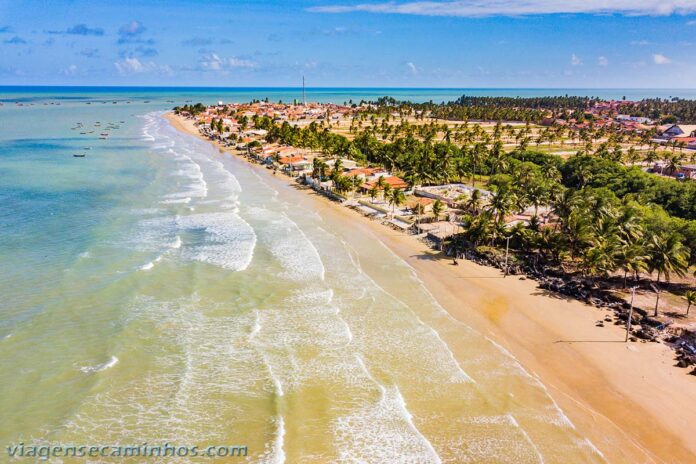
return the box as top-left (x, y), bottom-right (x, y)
top-left (0, 87), bottom-right (679, 462)
top-left (2, 86), bottom-right (696, 106)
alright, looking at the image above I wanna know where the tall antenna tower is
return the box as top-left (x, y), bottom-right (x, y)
top-left (302, 75), bottom-right (306, 106)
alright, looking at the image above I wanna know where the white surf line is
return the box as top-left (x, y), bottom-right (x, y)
top-left (373, 238), bottom-right (613, 462)
top-left (248, 310), bottom-right (286, 464)
top-left (249, 310), bottom-right (261, 342)
top-left (334, 235), bottom-right (474, 386)
top-left (346, 242), bottom-right (474, 384)
top-left (279, 211), bottom-right (326, 282)
top-left (484, 334), bottom-right (583, 434)
top-left (392, 385), bottom-right (443, 464)
top-left (273, 415), bottom-right (286, 464)
top-left (507, 414), bottom-right (545, 464)
top-left (539, 379), bottom-right (664, 464)
top-left (354, 354), bottom-right (441, 464)
top-left (354, 353), bottom-right (387, 398)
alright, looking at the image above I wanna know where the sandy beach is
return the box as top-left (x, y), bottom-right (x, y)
top-left (166, 112), bottom-right (696, 464)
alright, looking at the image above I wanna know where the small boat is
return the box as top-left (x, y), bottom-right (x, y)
top-left (73, 154), bottom-right (86, 158)
top-left (80, 132), bottom-right (87, 135)
top-left (83, 147), bottom-right (92, 150)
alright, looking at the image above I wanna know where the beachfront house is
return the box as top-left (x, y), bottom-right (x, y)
top-left (660, 124), bottom-right (696, 139)
top-left (360, 175), bottom-right (409, 194)
top-left (344, 167), bottom-right (387, 183)
top-left (279, 156), bottom-right (311, 174)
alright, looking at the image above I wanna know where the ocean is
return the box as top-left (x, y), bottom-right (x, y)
top-left (0, 87), bottom-right (655, 462)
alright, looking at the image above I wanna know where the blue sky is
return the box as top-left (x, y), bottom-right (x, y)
top-left (1, 0), bottom-right (695, 87)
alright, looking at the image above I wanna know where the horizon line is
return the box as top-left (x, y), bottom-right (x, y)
top-left (1, 85), bottom-right (696, 91)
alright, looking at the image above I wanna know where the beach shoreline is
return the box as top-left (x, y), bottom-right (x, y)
top-left (165, 112), bottom-right (696, 463)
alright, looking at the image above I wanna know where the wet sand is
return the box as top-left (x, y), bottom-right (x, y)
top-left (166, 112), bottom-right (696, 464)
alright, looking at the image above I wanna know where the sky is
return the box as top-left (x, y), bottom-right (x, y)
top-left (1, 0), bottom-right (696, 88)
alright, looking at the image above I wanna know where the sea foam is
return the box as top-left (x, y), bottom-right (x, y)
top-left (80, 356), bottom-right (119, 374)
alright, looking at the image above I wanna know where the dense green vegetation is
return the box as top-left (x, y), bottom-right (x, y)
top-left (357, 95), bottom-right (696, 124)
top-left (173, 103), bottom-right (206, 116)
top-left (630, 98), bottom-right (696, 123)
top-left (261, 117), bottom-right (695, 285)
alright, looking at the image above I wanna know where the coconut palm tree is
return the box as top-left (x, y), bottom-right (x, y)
top-left (382, 182), bottom-right (392, 202)
top-left (648, 233), bottom-right (690, 286)
top-left (684, 290), bottom-right (696, 316)
top-left (432, 199), bottom-right (444, 219)
top-left (388, 188), bottom-right (405, 215)
top-left (466, 189), bottom-right (483, 216)
top-left (487, 187), bottom-right (517, 226)
top-left (615, 244), bottom-right (649, 288)
top-left (312, 158), bottom-right (328, 180)
top-left (368, 185), bottom-right (378, 204)
top-left (647, 233), bottom-right (690, 316)
top-left (413, 201), bottom-right (425, 224)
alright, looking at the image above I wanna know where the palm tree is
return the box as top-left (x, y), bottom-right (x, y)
top-left (312, 158), bottom-right (328, 180)
top-left (648, 233), bottom-right (689, 285)
top-left (684, 290), bottom-right (696, 316)
top-left (331, 157), bottom-right (344, 180)
top-left (615, 244), bottom-right (649, 288)
top-left (413, 201), bottom-right (425, 224)
top-left (466, 189), bottom-right (483, 216)
top-left (368, 185), bottom-right (378, 204)
top-left (487, 187), bottom-right (517, 226)
top-left (647, 233), bottom-right (690, 316)
top-left (388, 188), bottom-right (405, 215)
top-left (432, 199), bottom-right (444, 219)
top-left (382, 182), bottom-right (392, 203)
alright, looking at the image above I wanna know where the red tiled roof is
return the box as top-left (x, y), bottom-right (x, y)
top-left (362, 176), bottom-right (408, 190)
top-left (278, 156), bottom-right (306, 165)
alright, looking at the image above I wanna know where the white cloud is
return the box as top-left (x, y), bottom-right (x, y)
top-left (114, 57), bottom-right (172, 75)
top-left (406, 61), bottom-right (419, 74)
top-left (652, 53), bottom-right (671, 64)
top-left (199, 53), bottom-right (257, 72)
top-left (598, 56), bottom-right (609, 66)
top-left (60, 64), bottom-right (77, 76)
top-left (630, 39), bottom-right (651, 45)
top-left (227, 57), bottom-right (257, 68)
top-left (688, 20), bottom-right (696, 25)
top-left (119, 21), bottom-right (146, 37)
top-left (571, 54), bottom-right (582, 66)
top-left (308, 1), bottom-right (696, 17)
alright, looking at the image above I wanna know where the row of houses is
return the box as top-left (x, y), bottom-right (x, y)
top-left (652, 162), bottom-right (696, 180)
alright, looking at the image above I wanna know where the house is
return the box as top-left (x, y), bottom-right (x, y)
top-left (661, 124), bottom-right (696, 139)
top-left (279, 156), bottom-right (311, 172)
top-left (678, 165), bottom-right (696, 179)
top-left (675, 137), bottom-right (696, 149)
top-left (405, 196), bottom-right (435, 213)
top-left (616, 115), bottom-right (653, 124)
top-left (361, 175), bottom-right (409, 192)
top-left (345, 167), bottom-right (386, 181)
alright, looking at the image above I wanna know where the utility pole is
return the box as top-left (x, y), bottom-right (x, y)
top-left (626, 286), bottom-right (637, 342)
top-left (504, 236), bottom-right (511, 277)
